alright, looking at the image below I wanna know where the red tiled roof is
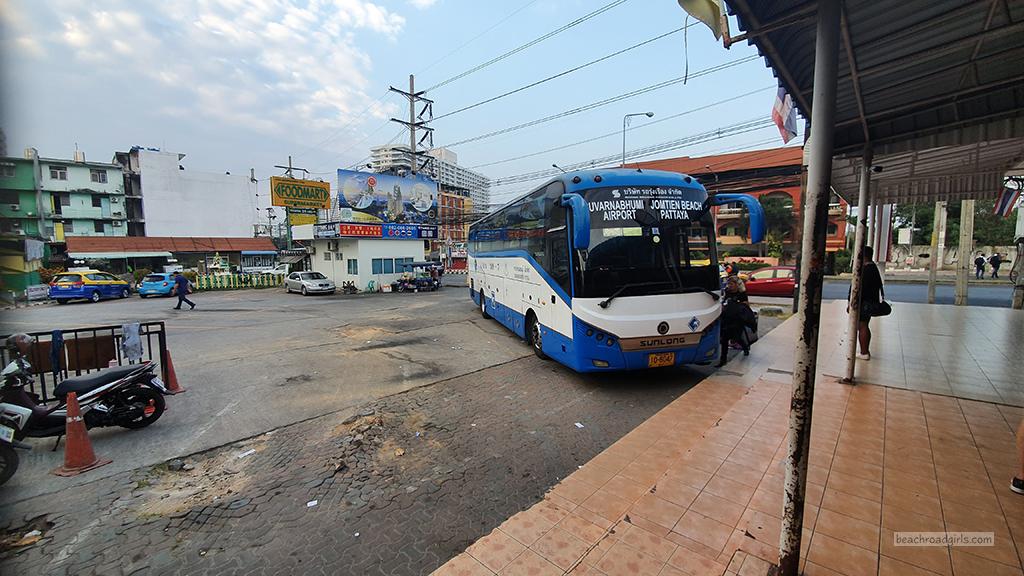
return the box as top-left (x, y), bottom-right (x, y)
top-left (634, 147), bottom-right (803, 175)
top-left (64, 236), bottom-right (277, 253)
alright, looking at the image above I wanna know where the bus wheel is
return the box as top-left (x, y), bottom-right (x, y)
top-left (479, 290), bottom-right (490, 319)
top-left (527, 312), bottom-right (547, 360)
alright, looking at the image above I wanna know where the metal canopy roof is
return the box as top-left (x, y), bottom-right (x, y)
top-left (728, 0), bottom-right (1024, 201)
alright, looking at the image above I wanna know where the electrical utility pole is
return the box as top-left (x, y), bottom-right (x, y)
top-left (389, 75), bottom-right (434, 175)
top-left (272, 156), bottom-right (310, 249)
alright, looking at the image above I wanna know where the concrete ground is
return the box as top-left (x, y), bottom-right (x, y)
top-left (0, 288), bottom-right (785, 575)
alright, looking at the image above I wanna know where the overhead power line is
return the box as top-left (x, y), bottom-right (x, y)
top-left (467, 86), bottom-right (774, 170)
top-left (433, 25), bottom-right (694, 121)
top-left (489, 117), bottom-right (774, 187)
top-left (424, 0), bottom-right (633, 92)
top-left (438, 55), bottom-right (760, 149)
top-left (417, 0), bottom-right (541, 76)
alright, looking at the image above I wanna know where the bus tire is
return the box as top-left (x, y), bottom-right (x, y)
top-left (527, 312), bottom-right (547, 360)
top-left (479, 290), bottom-right (490, 319)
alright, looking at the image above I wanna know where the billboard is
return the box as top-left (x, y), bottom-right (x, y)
top-left (271, 177), bottom-right (331, 210)
top-left (287, 207), bottom-right (318, 226)
top-left (337, 170), bottom-right (437, 225)
top-left (313, 221), bottom-right (438, 240)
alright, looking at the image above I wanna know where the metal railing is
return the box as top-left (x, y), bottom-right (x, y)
top-left (1, 321), bottom-right (169, 403)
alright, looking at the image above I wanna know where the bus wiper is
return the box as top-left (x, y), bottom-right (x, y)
top-left (598, 281), bottom-right (673, 309)
top-left (655, 285), bottom-right (721, 301)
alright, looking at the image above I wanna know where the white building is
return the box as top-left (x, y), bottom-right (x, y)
top-left (370, 145), bottom-right (490, 209)
top-left (294, 225), bottom-right (425, 289)
top-left (113, 147), bottom-right (258, 237)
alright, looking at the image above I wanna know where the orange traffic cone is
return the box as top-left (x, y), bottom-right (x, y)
top-left (52, 392), bottom-right (112, 477)
top-left (164, 350), bottom-right (186, 394)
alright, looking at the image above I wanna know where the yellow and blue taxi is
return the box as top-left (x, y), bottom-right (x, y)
top-left (49, 270), bottom-right (132, 304)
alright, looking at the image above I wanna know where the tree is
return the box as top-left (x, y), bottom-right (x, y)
top-left (891, 200), bottom-right (1016, 247)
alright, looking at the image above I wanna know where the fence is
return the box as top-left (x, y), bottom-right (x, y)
top-left (193, 273), bottom-right (283, 291)
top-left (0, 321), bottom-right (169, 403)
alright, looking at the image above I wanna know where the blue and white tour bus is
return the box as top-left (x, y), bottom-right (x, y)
top-left (468, 168), bottom-right (765, 372)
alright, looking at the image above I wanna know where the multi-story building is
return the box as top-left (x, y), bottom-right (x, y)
top-left (0, 155), bottom-right (46, 238)
top-left (370, 145), bottom-right (490, 209)
top-left (36, 149), bottom-right (127, 240)
top-left (636, 147), bottom-right (849, 260)
top-left (112, 147), bottom-right (258, 238)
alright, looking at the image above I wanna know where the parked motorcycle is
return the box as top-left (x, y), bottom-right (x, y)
top-left (0, 334), bottom-right (174, 484)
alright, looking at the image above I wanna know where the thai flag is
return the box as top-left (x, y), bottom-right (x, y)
top-left (993, 186), bottom-right (1021, 217)
top-left (772, 86), bottom-right (798, 144)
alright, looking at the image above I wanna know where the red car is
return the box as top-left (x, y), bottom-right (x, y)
top-left (743, 266), bottom-right (796, 297)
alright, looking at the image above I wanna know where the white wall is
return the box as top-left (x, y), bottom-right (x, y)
top-left (139, 150), bottom-right (257, 237)
top-left (310, 238), bottom-right (425, 289)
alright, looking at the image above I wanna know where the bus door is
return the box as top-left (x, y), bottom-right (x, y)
top-left (545, 192), bottom-right (572, 334)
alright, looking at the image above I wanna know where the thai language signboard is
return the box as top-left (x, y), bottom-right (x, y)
top-left (270, 177), bottom-right (331, 210)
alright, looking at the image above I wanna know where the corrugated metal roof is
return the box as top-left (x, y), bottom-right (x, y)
top-left (727, 0), bottom-right (1024, 201)
top-left (64, 237), bottom-right (278, 254)
top-left (729, 0), bottom-right (1024, 154)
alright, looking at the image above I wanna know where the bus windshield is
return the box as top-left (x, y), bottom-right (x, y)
top-left (577, 186), bottom-right (717, 299)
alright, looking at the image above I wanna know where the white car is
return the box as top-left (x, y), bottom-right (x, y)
top-left (285, 272), bottom-right (336, 295)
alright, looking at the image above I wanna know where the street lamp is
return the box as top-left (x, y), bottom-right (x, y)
top-left (622, 112), bottom-right (654, 167)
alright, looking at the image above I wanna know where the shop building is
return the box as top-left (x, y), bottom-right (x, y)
top-left (60, 236), bottom-right (278, 275)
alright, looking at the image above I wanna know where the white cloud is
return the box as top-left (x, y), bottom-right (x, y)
top-left (9, 0), bottom-right (404, 144)
top-left (409, 0), bottom-right (439, 8)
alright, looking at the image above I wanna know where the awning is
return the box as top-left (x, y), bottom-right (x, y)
top-left (241, 250), bottom-right (278, 255)
top-left (68, 251), bottom-right (172, 259)
top-left (278, 253), bottom-right (306, 264)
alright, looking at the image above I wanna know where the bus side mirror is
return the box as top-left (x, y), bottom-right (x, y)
top-left (707, 193), bottom-right (766, 244)
top-left (559, 193), bottom-right (590, 250)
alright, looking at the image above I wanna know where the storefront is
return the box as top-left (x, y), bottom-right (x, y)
top-left (303, 222), bottom-right (434, 290)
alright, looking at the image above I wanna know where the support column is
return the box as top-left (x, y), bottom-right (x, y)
top-left (954, 199), bottom-right (975, 306)
top-left (867, 203), bottom-right (876, 248)
top-left (778, 1), bottom-right (840, 574)
top-left (927, 201), bottom-right (947, 304)
top-left (843, 149), bottom-right (871, 383)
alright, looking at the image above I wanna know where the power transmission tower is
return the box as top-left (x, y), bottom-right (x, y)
top-left (389, 75), bottom-right (434, 175)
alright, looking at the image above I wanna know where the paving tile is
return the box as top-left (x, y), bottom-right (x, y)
top-left (878, 555), bottom-right (944, 576)
top-left (556, 512), bottom-right (608, 546)
top-left (688, 492), bottom-right (746, 527)
top-left (949, 549), bottom-right (1023, 576)
top-left (655, 479), bottom-right (702, 509)
top-left (581, 488), bottom-right (633, 523)
top-left (435, 553), bottom-right (495, 576)
top-left (943, 521), bottom-right (1020, 568)
top-left (879, 528), bottom-right (952, 575)
top-left (467, 529), bottom-right (527, 573)
top-left (882, 485), bottom-right (943, 519)
top-left (881, 504), bottom-right (946, 533)
top-left (534, 498), bottom-right (572, 525)
top-left (806, 532), bottom-right (878, 576)
top-left (820, 488), bottom-right (882, 524)
top-left (667, 546), bottom-right (729, 575)
top-left (553, 475), bottom-right (602, 505)
top-left (532, 526), bottom-right (591, 571)
top-left (665, 465), bottom-right (714, 491)
top-left (575, 463), bottom-right (620, 489)
top-left (703, 475), bottom-right (757, 506)
top-left (631, 493), bottom-right (687, 531)
top-left (826, 470), bottom-right (883, 502)
top-left (673, 511), bottom-right (733, 555)
top-left (620, 523), bottom-right (679, 563)
top-left (595, 540), bottom-right (666, 576)
top-left (501, 508), bottom-right (556, 547)
top-left (498, 549), bottom-right (562, 576)
top-left (814, 508), bottom-right (881, 552)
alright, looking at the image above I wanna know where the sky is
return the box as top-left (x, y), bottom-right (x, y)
top-left (0, 0), bottom-right (800, 209)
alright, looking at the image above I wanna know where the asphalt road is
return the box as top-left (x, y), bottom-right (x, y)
top-left (822, 279), bottom-right (1014, 308)
top-left (0, 287), bottom-right (783, 504)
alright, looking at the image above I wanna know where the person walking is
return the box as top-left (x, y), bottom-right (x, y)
top-left (989, 252), bottom-right (1003, 279)
top-left (974, 252), bottom-right (986, 279)
top-left (852, 245), bottom-right (884, 360)
top-left (171, 271), bottom-right (196, 310)
top-left (716, 276), bottom-right (754, 367)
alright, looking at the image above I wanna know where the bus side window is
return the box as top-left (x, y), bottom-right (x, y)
top-left (548, 226), bottom-right (571, 295)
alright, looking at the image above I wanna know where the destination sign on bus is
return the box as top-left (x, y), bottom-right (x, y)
top-left (587, 187), bottom-right (705, 224)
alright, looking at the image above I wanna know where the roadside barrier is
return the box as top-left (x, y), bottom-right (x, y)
top-left (1, 322), bottom-right (170, 403)
top-left (52, 391), bottom-right (112, 477)
top-left (193, 273), bottom-right (284, 291)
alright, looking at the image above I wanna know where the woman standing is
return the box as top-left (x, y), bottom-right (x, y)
top-left (853, 245), bottom-right (884, 360)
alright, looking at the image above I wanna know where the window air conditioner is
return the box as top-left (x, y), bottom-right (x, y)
top-left (113, 221), bottom-right (123, 227)
top-left (8, 205), bottom-right (18, 211)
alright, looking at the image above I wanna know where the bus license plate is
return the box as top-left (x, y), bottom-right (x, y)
top-left (0, 424), bottom-right (14, 443)
top-left (648, 352), bottom-right (675, 368)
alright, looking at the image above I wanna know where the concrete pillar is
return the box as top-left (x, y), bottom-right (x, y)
top-left (927, 201), bottom-right (947, 304)
top-left (954, 199), bottom-right (974, 306)
top-left (779, 1), bottom-right (840, 574)
top-left (843, 150), bottom-right (872, 383)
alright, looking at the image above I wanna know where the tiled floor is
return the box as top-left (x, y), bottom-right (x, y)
top-left (435, 303), bottom-right (1024, 576)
